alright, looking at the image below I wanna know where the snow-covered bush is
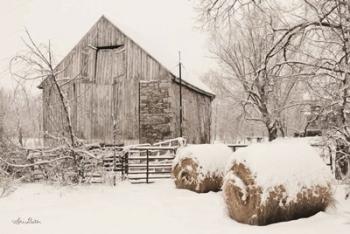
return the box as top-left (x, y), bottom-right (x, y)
top-left (223, 139), bottom-right (333, 225)
top-left (172, 144), bottom-right (233, 193)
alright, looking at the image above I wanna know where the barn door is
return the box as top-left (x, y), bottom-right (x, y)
top-left (112, 47), bottom-right (126, 144)
top-left (138, 80), bottom-right (172, 144)
top-left (93, 46), bottom-right (126, 144)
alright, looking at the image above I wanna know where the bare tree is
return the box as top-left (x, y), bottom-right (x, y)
top-left (0, 89), bottom-right (4, 142)
top-left (208, 6), bottom-right (310, 141)
top-left (0, 84), bottom-right (42, 147)
top-left (196, 0), bottom-right (350, 180)
top-left (9, 30), bottom-right (76, 147)
top-left (195, 0), bottom-right (261, 29)
top-left (201, 70), bottom-right (267, 142)
top-left (298, 0), bottom-right (350, 181)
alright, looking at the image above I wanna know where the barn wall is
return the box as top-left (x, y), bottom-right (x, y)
top-left (169, 82), bottom-right (212, 144)
top-left (42, 17), bottom-right (130, 145)
top-left (124, 33), bottom-right (175, 143)
top-left (42, 16), bottom-right (212, 145)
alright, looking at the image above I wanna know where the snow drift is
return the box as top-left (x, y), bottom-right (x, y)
top-left (172, 144), bottom-right (232, 193)
top-left (223, 139), bottom-right (333, 225)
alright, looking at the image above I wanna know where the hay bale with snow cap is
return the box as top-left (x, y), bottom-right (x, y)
top-left (223, 139), bottom-right (333, 225)
top-left (172, 144), bottom-right (232, 193)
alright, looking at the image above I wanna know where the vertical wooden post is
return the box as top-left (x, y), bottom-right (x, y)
top-left (179, 52), bottom-right (183, 137)
top-left (120, 151), bottom-right (125, 180)
top-left (124, 152), bottom-right (129, 176)
top-left (113, 147), bottom-right (116, 186)
top-left (146, 149), bottom-right (149, 184)
top-left (328, 146), bottom-right (333, 172)
top-left (138, 82), bottom-right (141, 143)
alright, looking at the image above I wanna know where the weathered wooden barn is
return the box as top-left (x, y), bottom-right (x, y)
top-left (39, 16), bottom-right (214, 145)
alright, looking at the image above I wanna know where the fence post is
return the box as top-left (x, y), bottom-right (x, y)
top-left (121, 152), bottom-right (124, 179)
top-left (123, 151), bottom-right (129, 178)
top-left (113, 147), bottom-right (116, 186)
top-left (146, 149), bottom-right (149, 184)
top-left (328, 146), bottom-right (333, 172)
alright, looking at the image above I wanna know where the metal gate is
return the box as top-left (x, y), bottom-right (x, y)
top-left (124, 146), bottom-right (177, 183)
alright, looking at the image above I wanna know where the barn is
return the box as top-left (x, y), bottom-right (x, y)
top-left (39, 15), bottom-right (214, 146)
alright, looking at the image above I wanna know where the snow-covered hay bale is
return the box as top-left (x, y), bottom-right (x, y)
top-left (172, 144), bottom-right (233, 193)
top-left (223, 139), bottom-right (333, 225)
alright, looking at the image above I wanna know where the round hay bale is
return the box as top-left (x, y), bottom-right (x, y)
top-left (223, 139), bottom-right (333, 225)
top-left (172, 144), bottom-right (232, 193)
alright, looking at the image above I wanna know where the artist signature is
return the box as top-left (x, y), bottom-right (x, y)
top-left (12, 217), bottom-right (41, 225)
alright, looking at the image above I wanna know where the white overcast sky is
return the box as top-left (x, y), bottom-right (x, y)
top-left (0, 0), bottom-right (215, 92)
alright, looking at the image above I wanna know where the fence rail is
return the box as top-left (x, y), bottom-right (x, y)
top-left (7, 137), bottom-right (339, 184)
top-left (227, 144), bottom-right (248, 152)
top-left (124, 148), bottom-right (176, 183)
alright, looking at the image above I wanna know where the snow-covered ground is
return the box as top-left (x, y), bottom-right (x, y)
top-left (0, 180), bottom-right (349, 234)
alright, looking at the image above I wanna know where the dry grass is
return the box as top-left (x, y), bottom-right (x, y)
top-left (172, 158), bottom-right (223, 193)
top-left (223, 163), bottom-right (333, 225)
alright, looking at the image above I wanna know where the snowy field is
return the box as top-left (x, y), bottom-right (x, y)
top-left (0, 180), bottom-right (350, 234)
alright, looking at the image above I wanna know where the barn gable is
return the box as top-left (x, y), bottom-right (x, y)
top-left (40, 16), bottom-right (214, 95)
top-left (41, 15), bottom-right (213, 145)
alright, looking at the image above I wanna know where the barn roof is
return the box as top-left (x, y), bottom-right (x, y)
top-left (102, 15), bottom-right (215, 97)
top-left (38, 15), bottom-right (215, 98)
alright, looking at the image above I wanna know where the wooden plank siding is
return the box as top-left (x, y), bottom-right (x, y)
top-left (169, 82), bottom-right (212, 144)
top-left (41, 15), bottom-right (213, 145)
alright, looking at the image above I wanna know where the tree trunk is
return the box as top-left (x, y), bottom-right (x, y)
top-left (52, 76), bottom-right (75, 147)
top-left (267, 127), bottom-right (278, 141)
top-left (18, 126), bottom-right (23, 147)
top-left (266, 121), bottom-right (278, 141)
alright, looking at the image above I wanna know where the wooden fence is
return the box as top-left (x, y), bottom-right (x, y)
top-left (90, 147), bottom-right (178, 184)
top-left (5, 138), bottom-right (336, 184)
top-left (227, 143), bottom-right (333, 172)
top-left (124, 146), bottom-right (177, 183)
top-left (227, 144), bottom-right (248, 152)
top-left (89, 138), bottom-right (184, 184)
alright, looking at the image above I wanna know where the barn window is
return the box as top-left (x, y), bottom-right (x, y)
top-left (94, 45), bottom-right (125, 84)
